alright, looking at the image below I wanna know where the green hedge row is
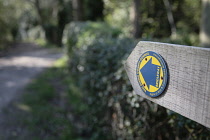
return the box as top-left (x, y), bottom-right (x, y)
top-left (64, 22), bottom-right (209, 140)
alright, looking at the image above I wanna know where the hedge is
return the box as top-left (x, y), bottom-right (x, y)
top-left (64, 22), bottom-right (210, 140)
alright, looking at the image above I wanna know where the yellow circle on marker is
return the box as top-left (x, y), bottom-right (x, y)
top-left (136, 51), bottom-right (168, 97)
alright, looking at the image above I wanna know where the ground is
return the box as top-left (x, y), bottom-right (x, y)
top-left (0, 43), bottom-right (63, 139)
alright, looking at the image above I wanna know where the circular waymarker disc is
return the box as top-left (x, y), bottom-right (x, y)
top-left (136, 51), bottom-right (168, 97)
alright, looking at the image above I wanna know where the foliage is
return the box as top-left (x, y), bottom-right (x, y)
top-left (0, 0), bottom-right (23, 49)
top-left (0, 0), bottom-right (39, 49)
top-left (0, 0), bottom-right (203, 49)
top-left (65, 22), bottom-right (210, 139)
top-left (25, 0), bottom-right (73, 46)
top-left (104, 0), bottom-right (201, 40)
top-left (141, 31), bottom-right (200, 47)
top-left (63, 21), bottom-right (121, 55)
top-left (104, 0), bottom-right (133, 36)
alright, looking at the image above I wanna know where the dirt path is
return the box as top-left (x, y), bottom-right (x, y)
top-left (0, 43), bottom-right (62, 112)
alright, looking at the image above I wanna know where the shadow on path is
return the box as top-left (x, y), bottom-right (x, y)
top-left (0, 43), bottom-right (62, 111)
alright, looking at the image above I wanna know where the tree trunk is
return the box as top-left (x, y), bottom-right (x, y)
top-left (72, 0), bottom-right (84, 21)
top-left (200, 0), bottom-right (210, 48)
top-left (34, 0), bottom-right (45, 25)
top-left (32, 0), bottom-right (72, 47)
top-left (163, 0), bottom-right (176, 38)
top-left (133, 0), bottom-right (141, 39)
top-left (84, 0), bottom-right (104, 21)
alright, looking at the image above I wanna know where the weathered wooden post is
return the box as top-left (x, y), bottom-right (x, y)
top-left (125, 41), bottom-right (210, 128)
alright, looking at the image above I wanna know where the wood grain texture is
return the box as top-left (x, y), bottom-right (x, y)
top-left (125, 41), bottom-right (210, 128)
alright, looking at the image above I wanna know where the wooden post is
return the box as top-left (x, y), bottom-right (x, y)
top-left (125, 41), bottom-right (210, 128)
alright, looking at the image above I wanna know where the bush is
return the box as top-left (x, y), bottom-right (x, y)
top-left (64, 22), bottom-right (210, 140)
top-left (63, 22), bottom-right (121, 55)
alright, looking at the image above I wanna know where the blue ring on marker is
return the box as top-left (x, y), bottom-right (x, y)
top-left (136, 51), bottom-right (168, 97)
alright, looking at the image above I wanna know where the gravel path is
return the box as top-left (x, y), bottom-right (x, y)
top-left (0, 43), bottom-right (63, 112)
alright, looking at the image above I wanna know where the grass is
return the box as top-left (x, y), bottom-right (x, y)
top-left (5, 57), bottom-right (87, 140)
top-left (23, 57), bottom-right (75, 139)
top-left (34, 38), bottom-right (62, 48)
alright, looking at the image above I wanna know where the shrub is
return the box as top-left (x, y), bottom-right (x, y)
top-left (63, 22), bottom-right (121, 55)
top-left (64, 22), bottom-right (210, 140)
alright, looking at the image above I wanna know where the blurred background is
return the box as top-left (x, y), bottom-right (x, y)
top-left (0, 0), bottom-right (210, 139)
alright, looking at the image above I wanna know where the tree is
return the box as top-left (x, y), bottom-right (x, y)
top-left (133, 0), bottom-right (141, 38)
top-left (0, 0), bottom-right (25, 46)
top-left (163, 0), bottom-right (176, 38)
top-left (84, 0), bottom-right (104, 21)
top-left (72, 0), bottom-right (84, 21)
top-left (200, 0), bottom-right (210, 48)
top-left (29, 0), bottom-right (72, 46)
